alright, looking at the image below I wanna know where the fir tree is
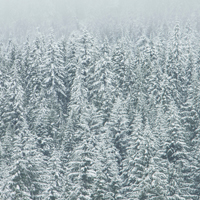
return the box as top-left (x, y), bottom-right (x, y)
top-left (105, 97), bottom-right (129, 164)
top-left (0, 121), bottom-right (42, 199)
top-left (92, 38), bottom-right (115, 124)
top-left (66, 105), bottom-right (102, 200)
top-left (92, 130), bottom-right (123, 200)
top-left (40, 33), bottom-right (67, 125)
top-left (111, 40), bottom-right (129, 99)
top-left (75, 29), bottom-right (99, 103)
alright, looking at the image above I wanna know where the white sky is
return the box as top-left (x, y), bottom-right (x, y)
top-left (0, 0), bottom-right (199, 40)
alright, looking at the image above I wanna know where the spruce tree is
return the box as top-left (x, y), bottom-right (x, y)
top-left (0, 118), bottom-right (42, 199)
top-left (92, 130), bottom-right (123, 200)
top-left (41, 33), bottom-right (67, 125)
top-left (92, 38), bottom-right (115, 124)
top-left (66, 105), bottom-right (102, 200)
top-left (111, 40), bottom-right (129, 99)
top-left (105, 97), bottom-right (129, 164)
top-left (75, 29), bottom-right (99, 103)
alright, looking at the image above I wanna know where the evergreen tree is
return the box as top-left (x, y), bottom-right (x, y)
top-left (167, 24), bottom-right (185, 106)
top-left (0, 120), bottom-right (42, 199)
top-left (149, 105), bottom-right (169, 199)
top-left (121, 112), bottom-right (158, 199)
top-left (75, 29), bottom-right (99, 103)
top-left (105, 97), bottom-right (129, 164)
top-left (92, 130), bottom-right (123, 200)
top-left (65, 33), bottom-right (79, 104)
top-left (40, 148), bottom-right (65, 200)
top-left (92, 38), bottom-right (115, 124)
top-left (25, 35), bottom-right (45, 131)
top-left (66, 105), bottom-right (102, 200)
top-left (111, 39), bottom-right (129, 99)
top-left (19, 38), bottom-right (32, 93)
top-left (121, 111), bottom-right (144, 199)
top-left (163, 100), bottom-right (190, 199)
top-left (2, 61), bottom-right (25, 135)
top-left (41, 33), bottom-right (67, 125)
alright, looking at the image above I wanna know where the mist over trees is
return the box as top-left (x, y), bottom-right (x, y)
top-left (0, 0), bottom-right (200, 41)
top-left (1, 0), bottom-right (200, 199)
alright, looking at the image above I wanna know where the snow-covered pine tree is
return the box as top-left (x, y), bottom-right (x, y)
top-left (111, 39), bottom-right (129, 99)
top-left (148, 105), bottom-right (169, 199)
top-left (134, 35), bottom-right (152, 119)
top-left (33, 88), bottom-right (59, 150)
top-left (0, 41), bottom-right (19, 135)
top-left (162, 100), bottom-right (191, 199)
top-left (75, 29), bottom-right (99, 103)
top-left (178, 55), bottom-right (200, 198)
top-left (63, 52), bottom-right (98, 198)
top-left (40, 32), bottom-right (67, 127)
top-left (136, 35), bottom-right (152, 91)
top-left (121, 110), bottom-right (143, 199)
top-left (167, 23), bottom-right (186, 106)
top-left (92, 129), bottom-right (123, 200)
top-left (57, 36), bottom-right (70, 113)
top-left (65, 33), bottom-right (79, 105)
top-left (105, 96), bottom-right (129, 164)
top-left (39, 148), bottom-right (65, 200)
top-left (66, 104), bottom-right (103, 200)
top-left (129, 46), bottom-right (142, 114)
top-left (0, 68), bottom-right (6, 137)
top-left (1, 60), bottom-right (25, 136)
top-left (123, 42), bottom-right (137, 122)
top-left (121, 111), bottom-right (160, 199)
top-left (0, 125), bottom-right (14, 199)
top-left (0, 113), bottom-right (43, 199)
top-left (19, 38), bottom-right (32, 96)
top-left (25, 35), bottom-right (46, 131)
top-left (4, 40), bottom-right (17, 71)
top-left (65, 52), bottom-right (89, 141)
top-left (92, 38), bottom-right (115, 124)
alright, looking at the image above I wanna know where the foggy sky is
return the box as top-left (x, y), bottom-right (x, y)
top-left (0, 0), bottom-right (199, 41)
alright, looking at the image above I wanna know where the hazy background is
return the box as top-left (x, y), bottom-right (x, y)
top-left (0, 0), bottom-right (200, 41)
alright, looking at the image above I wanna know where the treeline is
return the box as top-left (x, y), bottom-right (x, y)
top-left (0, 23), bottom-right (200, 199)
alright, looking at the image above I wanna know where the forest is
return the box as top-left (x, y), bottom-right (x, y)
top-left (0, 19), bottom-right (200, 199)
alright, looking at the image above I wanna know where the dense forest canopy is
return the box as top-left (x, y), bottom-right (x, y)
top-left (1, 0), bottom-right (200, 199)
